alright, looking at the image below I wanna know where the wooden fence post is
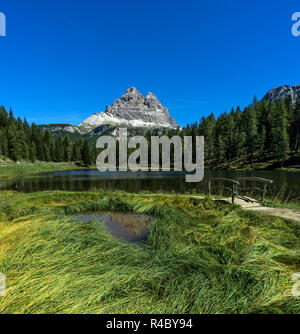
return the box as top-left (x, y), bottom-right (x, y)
top-left (262, 183), bottom-right (267, 201)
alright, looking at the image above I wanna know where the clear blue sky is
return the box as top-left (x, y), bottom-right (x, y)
top-left (0, 0), bottom-right (299, 126)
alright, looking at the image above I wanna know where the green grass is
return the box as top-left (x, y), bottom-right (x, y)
top-left (0, 190), bottom-right (299, 314)
top-left (205, 151), bottom-right (300, 172)
top-left (259, 188), bottom-right (300, 210)
top-left (0, 162), bottom-right (83, 181)
top-left (260, 200), bottom-right (300, 211)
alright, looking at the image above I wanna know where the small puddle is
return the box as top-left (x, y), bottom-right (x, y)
top-left (72, 212), bottom-right (152, 243)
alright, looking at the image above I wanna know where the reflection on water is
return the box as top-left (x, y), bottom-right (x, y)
top-left (0, 169), bottom-right (299, 200)
top-left (72, 212), bottom-right (151, 243)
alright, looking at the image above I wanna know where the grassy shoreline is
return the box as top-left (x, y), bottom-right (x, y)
top-left (0, 161), bottom-right (299, 180)
top-left (0, 162), bottom-right (86, 181)
top-left (0, 162), bottom-right (299, 209)
top-left (0, 190), bottom-right (299, 314)
top-left (205, 151), bottom-right (300, 172)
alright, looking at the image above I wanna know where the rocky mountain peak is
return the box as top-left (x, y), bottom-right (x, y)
top-left (79, 87), bottom-right (179, 131)
top-left (120, 87), bottom-right (144, 102)
top-left (124, 87), bottom-right (138, 95)
top-left (145, 92), bottom-right (157, 99)
top-left (263, 84), bottom-right (300, 103)
top-left (144, 92), bottom-right (163, 108)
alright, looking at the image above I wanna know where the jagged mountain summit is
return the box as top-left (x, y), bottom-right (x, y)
top-left (263, 84), bottom-right (300, 103)
top-left (79, 87), bottom-right (179, 132)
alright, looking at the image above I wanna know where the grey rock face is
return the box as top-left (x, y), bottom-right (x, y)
top-left (293, 84), bottom-right (300, 100)
top-left (39, 124), bottom-right (80, 134)
top-left (38, 88), bottom-right (180, 139)
top-left (80, 87), bottom-right (179, 130)
top-left (263, 84), bottom-right (300, 103)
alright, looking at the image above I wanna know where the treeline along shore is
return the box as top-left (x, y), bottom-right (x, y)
top-left (0, 95), bottom-right (299, 170)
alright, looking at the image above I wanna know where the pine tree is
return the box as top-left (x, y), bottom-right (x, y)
top-left (7, 128), bottom-right (21, 161)
top-left (82, 140), bottom-right (92, 166)
top-left (0, 131), bottom-right (8, 157)
top-left (0, 107), bottom-right (8, 128)
top-left (21, 140), bottom-right (30, 160)
top-left (233, 106), bottom-right (246, 160)
top-left (63, 136), bottom-right (72, 162)
top-left (54, 137), bottom-right (63, 162)
top-left (292, 97), bottom-right (300, 152)
top-left (243, 106), bottom-right (258, 167)
top-left (214, 114), bottom-right (227, 165)
top-left (271, 99), bottom-right (290, 166)
top-left (29, 141), bottom-right (37, 162)
top-left (226, 110), bottom-right (235, 163)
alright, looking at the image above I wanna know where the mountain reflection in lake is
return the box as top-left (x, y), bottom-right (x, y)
top-left (72, 212), bottom-right (151, 243)
top-left (0, 169), bottom-right (299, 200)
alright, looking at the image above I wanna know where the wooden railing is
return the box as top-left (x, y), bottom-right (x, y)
top-left (208, 178), bottom-right (239, 204)
top-left (236, 177), bottom-right (273, 201)
top-left (208, 177), bottom-right (273, 203)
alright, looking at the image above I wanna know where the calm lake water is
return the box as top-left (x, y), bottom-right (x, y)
top-left (1, 169), bottom-right (299, 200)
top-left (72, 212), bottom-right (151, 243)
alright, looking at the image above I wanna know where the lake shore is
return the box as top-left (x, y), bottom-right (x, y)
top-left (0, 161), bottom-right (300, 182)
top-left (0, 162), bottom-right (88, 181)
top-left (0, 163), bottom-right (299, 208)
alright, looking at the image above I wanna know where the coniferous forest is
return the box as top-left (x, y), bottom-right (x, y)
top-left (0, 96), bottom-right (299, 168)
top-left (169, 96), bottom-right (300, 168)
top-left (0, 107), bottom-right (94, 166)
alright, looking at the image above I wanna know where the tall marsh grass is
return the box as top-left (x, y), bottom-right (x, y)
top-left (0, 190), bottom-right (299, 314)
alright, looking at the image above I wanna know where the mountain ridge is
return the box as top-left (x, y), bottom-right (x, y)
top-left (39, 87), bottom-right (179, 137)
top-left (79, 87), bottom-right (179, 133)
top-left (39, 84), bottom-right (300, 138)
top-left (263, 84), bottom-right (300, 103)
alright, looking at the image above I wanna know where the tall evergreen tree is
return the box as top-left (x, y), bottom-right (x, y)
top-left (271, 99), bottom-right (290, 166)
top-left (63, 136), bottom-right (72, 162)
top-left (82, 140), bottom-right (92, 166)
top-left (243, 107), bottom-right (258, 167)
top-left (291, 97), bottom-right (300, 152)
